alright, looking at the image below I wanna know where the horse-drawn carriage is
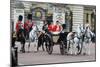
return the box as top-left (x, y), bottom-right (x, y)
top-left (44, 23), bottom-right (96, 55)
top-left (12, 19), bottom-right (95, 55)
top-left (43, 24), bottom-right (68, 55)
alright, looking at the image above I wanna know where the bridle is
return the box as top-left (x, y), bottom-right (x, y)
top-left (84, 27), bottom-right (92, 39)
top-left (76, 26), bottom-right (85, 39)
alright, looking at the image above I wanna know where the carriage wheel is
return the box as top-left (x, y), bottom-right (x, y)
top-left (46, 41), bottom-right (53, 54)
top-left (47, 45), bottom-right (53, 54)
top-left (45, 35), bottom-right (53, 55)
top-left (60, 41), bottom-right (65, 55)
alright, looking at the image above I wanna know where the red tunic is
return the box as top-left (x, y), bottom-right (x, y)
top-left (24, 20), bottom-right (34, 32)
top-left (48, 24), bottom-right (62, 32)
top-left (16, 21), bottom-right (24, 32)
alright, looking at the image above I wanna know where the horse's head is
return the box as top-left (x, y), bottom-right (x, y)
top-left (77, 24), bottom-right (85, 37)
top-left (85, 26), bottom-right (95, 38)
top-left (32, 24), bottom-right (38, 31)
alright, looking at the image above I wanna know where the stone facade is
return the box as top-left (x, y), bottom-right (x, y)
top-left (11, 0), bottom-right (96, 32)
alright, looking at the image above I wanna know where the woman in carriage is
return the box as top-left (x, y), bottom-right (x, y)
top-left (48, 21), bottom-right (62, 34)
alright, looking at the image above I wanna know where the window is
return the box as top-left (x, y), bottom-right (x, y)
top-left (86, 13), bottom-right (89, 23)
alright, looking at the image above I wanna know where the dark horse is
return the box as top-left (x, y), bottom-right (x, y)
top-left (37, 32), bottom-right (45, 51)
top-left (37, 31), bottom-right (53, 53)
top-left (16, 29), bottom-right (26, 53)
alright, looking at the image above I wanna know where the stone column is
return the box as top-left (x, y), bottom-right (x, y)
top-left (88, 13), bottom-right (92, 29)
top-left (69, 5), bottom-right (84, 31)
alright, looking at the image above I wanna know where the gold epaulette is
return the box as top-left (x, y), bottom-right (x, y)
top-left (13, 32), bottom-right (16, 38)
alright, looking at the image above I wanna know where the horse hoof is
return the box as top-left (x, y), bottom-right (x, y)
top-left (74, 53), bottom-right (77, 56)
top-left (20, 50), bottom-right (23, 53)
top-left (27, 51), bottom-right (30, 53)
top-left (22, 50), bottom-right (25, 53)
top-left (77, 53), bottom-right (80, 55)
top-left (65, 51), bottom-right (67, 54)
top-left (22, 51), bottom-right (25, 53)
top-left (20, 50), bottom-right (22, 52)
top-left (66, 53), bottom-right (69, 55)
top-left (83, 53), bottom-right (86, 55)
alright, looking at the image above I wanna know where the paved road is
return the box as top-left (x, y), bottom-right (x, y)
top-left (15, 42), bottom-right (96, 65)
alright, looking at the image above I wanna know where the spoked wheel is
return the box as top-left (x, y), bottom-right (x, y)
top-left (45, 35), bottom-right (53, 55)
top-left (60, 41), bottom-right (65, 55)
top-left (46, 43), bottom-right (53, 54)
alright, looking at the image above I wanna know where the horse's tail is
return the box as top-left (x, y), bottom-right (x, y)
top-left (28, 38), bottom-right (30, 52)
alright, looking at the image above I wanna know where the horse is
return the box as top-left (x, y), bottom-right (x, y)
top-left (82, 26), bottom-right (95, 55)
top-left (37, 31), bottom-right (46, 51)
top-left (67, 24), bottom-right (85, 55)
top-left (67, 32), bottom-right (76, 55)
top-left (28, 24), bottom-right (47, 52)
top-left (28, 24), bottom-right (39, 52)
top-left (14, 28), bottom-right (26, 53)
